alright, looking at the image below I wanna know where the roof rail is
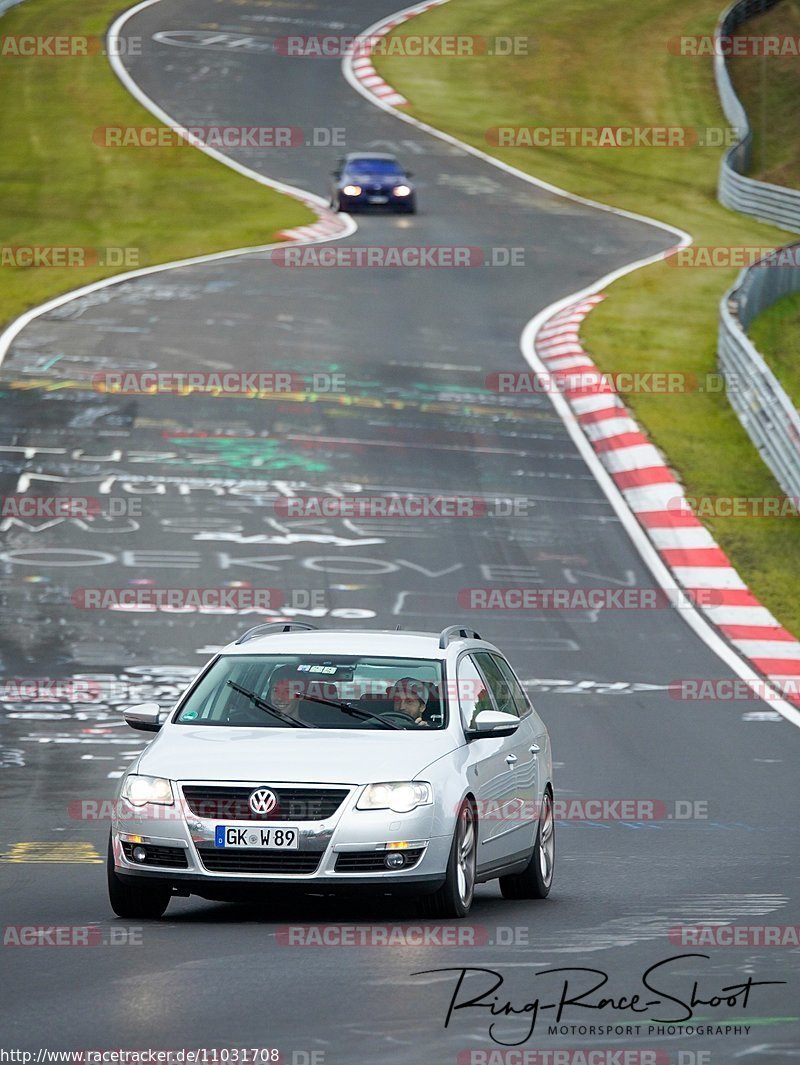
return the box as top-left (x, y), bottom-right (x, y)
top-left (235, 622), bottom-right (319, 645)
top-left (438, 625), bottom-right (483, 649)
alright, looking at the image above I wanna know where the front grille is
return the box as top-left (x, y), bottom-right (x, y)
top-left (182, 785), bottom-right (349, 822)
top-left (121, 842), bottom-right (189, 868)
top-left (335, 848), bottom-right (425, 873)
top-left (198, 849), bottom-right (322, 874)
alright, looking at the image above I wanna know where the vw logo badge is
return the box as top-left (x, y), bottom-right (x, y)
top-left (249, 788), bottom-right (278, 816)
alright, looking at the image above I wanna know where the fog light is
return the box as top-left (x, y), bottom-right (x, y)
top-left (132, 846), bottom-right (147, 863)
top-left (385, 852), bottom-right (405, 869)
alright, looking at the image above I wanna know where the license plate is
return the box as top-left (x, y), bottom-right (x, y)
top-left (367, 195), bottom-right (388, 204)
top-left (215, 825), bottom-right (299, 849)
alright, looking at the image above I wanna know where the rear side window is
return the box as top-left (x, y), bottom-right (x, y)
top-left (474, 652), bottom-right (528, 718)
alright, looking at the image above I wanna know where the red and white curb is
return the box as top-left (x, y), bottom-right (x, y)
top-left (277, 208), bottom-right (349, 243)
top-left (535, 297), bottom-right (800, 707)
top-left (348, 0), bottom-right (449, 107)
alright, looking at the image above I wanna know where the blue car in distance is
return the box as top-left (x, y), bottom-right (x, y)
top-left (330, 152), bottom-right (416, 214)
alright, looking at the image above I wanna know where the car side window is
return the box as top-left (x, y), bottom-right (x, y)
top-left (456, 655), bottom-right (495, 730)
top-left (474, 652), bottom-right (523, 718)
top-left (491, 654), bottom-right (531, 716)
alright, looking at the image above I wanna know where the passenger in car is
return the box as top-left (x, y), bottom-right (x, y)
top-left (266, 667), bottom-right (346, 727)
top-left (266, 664), bottom-right (305, 720)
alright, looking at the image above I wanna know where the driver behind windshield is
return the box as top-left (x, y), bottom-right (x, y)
top-left (388, 677), bottom-right (433, 727)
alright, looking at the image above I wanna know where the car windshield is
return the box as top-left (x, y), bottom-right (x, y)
top-left (174, 655), bottom-right (446, 730)
top-left (346, 158), bottom-right (404, 175)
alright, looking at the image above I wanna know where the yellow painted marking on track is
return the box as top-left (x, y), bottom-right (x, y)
top-left (0, 842), bottom-right (103, 863)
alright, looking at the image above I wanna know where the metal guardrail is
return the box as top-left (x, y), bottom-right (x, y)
top-left (714, 0), bottom-right (800, 232)
top-left (718, 242), bottom-right (800, 497)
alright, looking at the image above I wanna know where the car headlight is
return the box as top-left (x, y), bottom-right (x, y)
top-left (120, 774), bottom-right (174, 807)
top-left (393, 185), bottom-right (412, 197)
top-left (342, 184), bottom-right (362, 196)
top-left (357, 781), bottom-right (432, 813)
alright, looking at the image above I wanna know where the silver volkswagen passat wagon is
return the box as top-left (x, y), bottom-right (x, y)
top-left (108, 624), bottom-right (555, 919)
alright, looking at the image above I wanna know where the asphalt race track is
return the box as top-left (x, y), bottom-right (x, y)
top-left (1, 0), bottom-right (798, 1061)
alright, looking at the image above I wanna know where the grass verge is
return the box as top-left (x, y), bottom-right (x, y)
top-left (373, 0), bottom-right (800, 635)
top-left (748, 290), bottom-right (800, 406)
top-left (726, 0), bottom-right (800, 187)
top-left (0, 0), bottom-right (314, 331)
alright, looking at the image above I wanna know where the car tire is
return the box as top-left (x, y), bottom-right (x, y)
top-left (499, 788), bottom-right (555, 900)
top-left (418, 799), bottom-right (476, 919)
top-left (107, 835), bottom-right (172, 919)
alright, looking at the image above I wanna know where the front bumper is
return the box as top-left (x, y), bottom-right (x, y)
top-left (111, 780), bottom-right (451, 894)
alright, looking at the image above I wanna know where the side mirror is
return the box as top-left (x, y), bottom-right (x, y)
top-left (405, 170), bottom-right (414, 178)
top-left (466, 709), bottom-right (520, 738)
top-left (123, 702), bottom-right (163, 733)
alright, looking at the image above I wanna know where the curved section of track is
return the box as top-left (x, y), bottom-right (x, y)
top-left (0, 1), bottom-right (797, 1061)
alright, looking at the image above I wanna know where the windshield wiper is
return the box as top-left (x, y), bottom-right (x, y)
top-left (298, 692), bottom-right (402, 730)
top-left (226, 680), bottom-right (316, 728)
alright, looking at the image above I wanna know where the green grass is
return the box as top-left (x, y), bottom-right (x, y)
top-left (0, 0), bottom-right (314, 330)
top-left (726, 0), bottom-right (800, 186)
top-left (749, 291), bottom-right (800, 406)
top-left (373, 0), bottom-right (800, 635)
